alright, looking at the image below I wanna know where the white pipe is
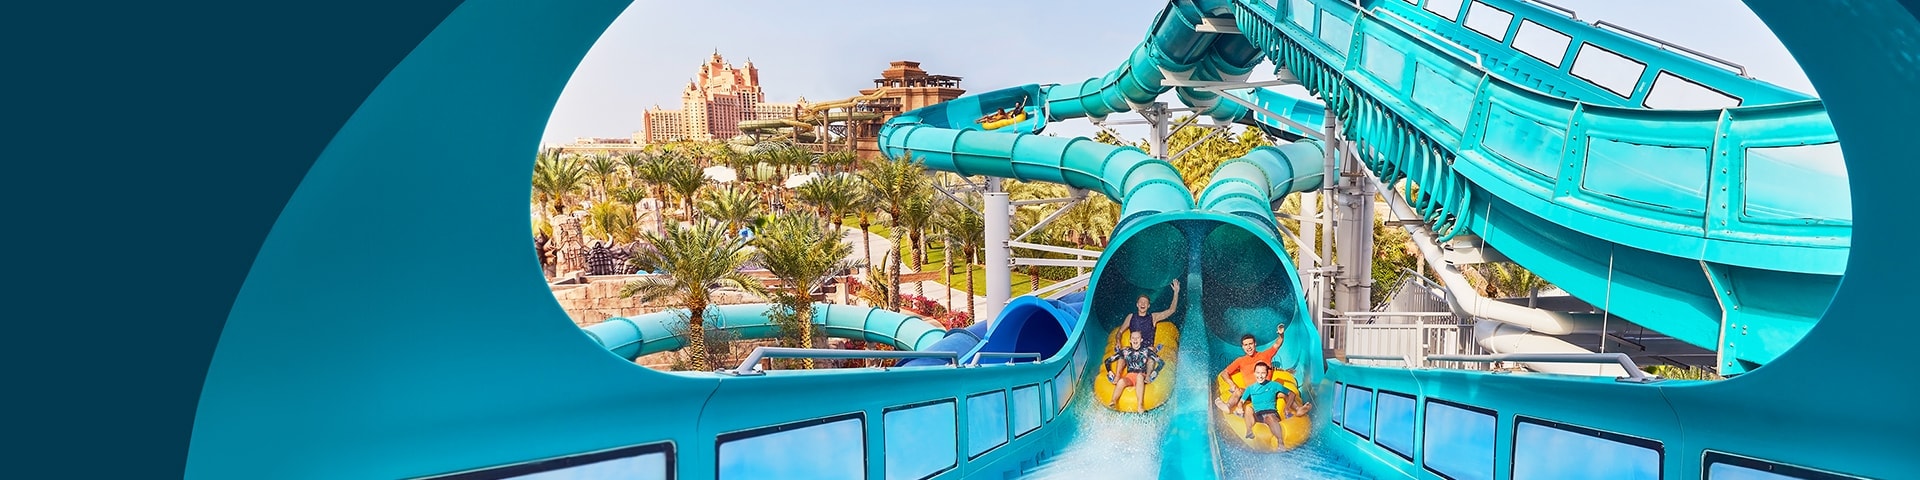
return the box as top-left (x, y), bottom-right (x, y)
top-left (1367, 170), bottom-right (1623, 376)
top-left (984, 184), bottom-right (1011, 326)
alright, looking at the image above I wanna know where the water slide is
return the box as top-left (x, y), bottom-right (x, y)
top-left (1237, 0), bottom-right (1847, 375)
top-left (179, 0), bottom-right (1911, 479)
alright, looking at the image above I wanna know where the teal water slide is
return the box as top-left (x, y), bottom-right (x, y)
top-left (180, 0), bottom-right (1915, 479)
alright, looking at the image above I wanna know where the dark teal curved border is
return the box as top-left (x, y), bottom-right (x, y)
top-left (9, 0), bottom-right (1920, 478)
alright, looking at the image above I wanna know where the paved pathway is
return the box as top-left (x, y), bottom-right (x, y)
top-left (839, 227), bottom-right (990, 321)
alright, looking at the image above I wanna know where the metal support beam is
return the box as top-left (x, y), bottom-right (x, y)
top-left (1007, 240), bottom-right (1102, 258)
top-left (1010, 196), bottom-right (1083, 207)
top-left (725, 347), bottom-right (958, 375)
top-left (930, 181), bottom-right (983, 216)
top-left (1029, 272), bottom-right (1092, 299)
top-left (1162, 79), bottom-right (1300, 89)
top-left (1168, 125), bottom-right (1224, 163)
top-left (1194, 17), bottom-right (1242, 34)
top-left (1208, 88), bottom-right (1326, 141)
top-left (1012, 257), bottom-right (1098, 268)
top-left (1144, 102), bottom-right (1171, 159)
top-left (984, 179), bottom-right (1011, 325)
top-left (968, 352), bottom-right (1044, 367)
top-left (1426, 353), bottom-right (1663, 383)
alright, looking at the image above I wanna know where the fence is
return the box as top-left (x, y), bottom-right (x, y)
top-left (1321, 317), bottom-right (1492, 371)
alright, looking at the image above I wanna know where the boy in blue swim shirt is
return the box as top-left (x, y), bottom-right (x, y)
top-left (1228, 362), bottom-right (1303, 440)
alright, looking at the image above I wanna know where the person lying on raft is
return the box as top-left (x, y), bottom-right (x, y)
top-left (1225, 362), bottom-right (1312, 439)
top-left (974, 99), bottom-right (1028, 125)
top-left (1127, 279), bottom-right (1181, 351)
top-left (1104, 330), bottom-right (1163, 408)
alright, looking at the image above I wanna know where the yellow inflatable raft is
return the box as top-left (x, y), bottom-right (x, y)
top-left (1215, 369), bottom-right (1311, 451)
top-left (1090, 321), bottom-right (1180, 413)
top-left (980, 112), bottom-right (1027, 130)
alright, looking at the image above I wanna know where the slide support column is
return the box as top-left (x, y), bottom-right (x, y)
top-left (984, 177), bottom-right (1011, 325)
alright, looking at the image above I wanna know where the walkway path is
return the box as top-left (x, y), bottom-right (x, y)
top-left (839, 227), bottom-right (990, 322)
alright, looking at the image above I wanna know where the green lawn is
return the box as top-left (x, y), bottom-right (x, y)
top-left (904, 242), bottom-right (1069, 298)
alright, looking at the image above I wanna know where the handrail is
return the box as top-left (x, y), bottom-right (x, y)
top-left (1592, 20), bottom-right (1750, 77)
top-left (967, 352), bottom-right (1044, 367)
top-left (1346, 354), bottom-right (1417, 365)
top-left (1426, 353), bottom-right (1663, 383)
top-left (1369, 7), bottom-right (1488, 70)
top-left (1527, 0), bottom-right (1578, 20)
top-left (724, 347), bottom-right (958, 376)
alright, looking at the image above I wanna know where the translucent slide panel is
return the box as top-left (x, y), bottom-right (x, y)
top-left (1375, 391), bottom-right (1417, 460)
top-left (491, 443), bottom-right (672, 480)
top-left (1743, 143), bottom-right (1851, 224)
top-left (1424, 0), bottom-right (1464, 21)
top-left (1343, 385), bottom-right (1375, 439)
top-left (967, 391), bottom-right (1008, 459)
top-left (1514, 20), bottom-right (1571, 67)
top-left (1364, 34), bottom-right (1408, 91)
top-left (1705, 451), bottom-right (1868, 480)
top-left (1583, 138), bottom-right (1710, 214)
top-left (884, 401), bottom-right (957, 480)
top-left (1464, 1), bottom-right (1513, 42)
top-left (1513, 417), bottom-right (1662, 480)
top-left (1330, 383), bottom-right (1346, 426)
top-left (1289, 0), bottom-right (1316, 30)
top-left (1480, 105), bottom-right (1567, 178)
top-left (1051, 367), bottom-right (1074, 414)
top-left (1572, 43), bottom-right (1647, 98)
top-left (1423, 400), bottom-right (1495, 480)
top-left (718, 414), bottom-right (866, 480)
top-left (1413, 64), bottom-right (1475, 133)
top-left (1012, 385), bottom-right (1043, 437)
top-left (1319, 10), bottom-right (1354, 56)
top-left (1646, 72), bottom-right (1742, 110)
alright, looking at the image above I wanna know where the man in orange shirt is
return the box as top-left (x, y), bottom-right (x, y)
top-left (1215, 323), bottom-right (1291, 414)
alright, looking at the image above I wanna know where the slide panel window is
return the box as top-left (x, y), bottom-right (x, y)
top-left (884, 400), bottom-right (957, 480)
top-left (1514, 21), bottom-right (1571, 67)
top-left (1423, 399), bottom-right (1495, 480)
top-left (1512, 416), bottom-right (1661, 480)
top-left (718, 413), bottom-right (867, 480)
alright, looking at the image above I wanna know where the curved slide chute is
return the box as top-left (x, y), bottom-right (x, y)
top-left (582, 302), bottom-right (953, 361)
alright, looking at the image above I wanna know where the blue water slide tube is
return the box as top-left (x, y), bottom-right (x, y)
top-left (581, 303), bottom-right (951, 360)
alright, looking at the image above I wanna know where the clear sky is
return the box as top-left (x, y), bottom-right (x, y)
top-left (540, 0), bottom-right (1815, 147)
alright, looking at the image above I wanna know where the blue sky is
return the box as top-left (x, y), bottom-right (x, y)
top-left (540, 0), bottom-right (1815, 147)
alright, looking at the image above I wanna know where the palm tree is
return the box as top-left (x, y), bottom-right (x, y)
top-left (818, 150), bottom-right (857, 175)
top-left (620, 152), bottom-right (650, 182)
top-left (1479, 262), bottom-right (1552, 306)
top-left (795, 175), bottom-right (859, 231)
top-left (585, 201), bottom-right (635, 244)
top-left (701, 186), bottom-right (762, 235)
top-left (619, 221), bottom-right (766, 371)
top-left (898, 194), bottom-right (935, 298)
top-left (531, 152), bottom-right (587, 215)
top-left (664, 159), bottom-right (708, 223)
top-left (584, 154), bottom-right (622, 202)
top-left (753, 211), bottom-right (854, 368)
top-left (635, 153), bottom-right (684, 235)
top-left (859, 154), bottom-right (932, 310)
top-left (937, 200), bottom-right (985, 322)
top-left (610, 187), bottom-right (648, 240)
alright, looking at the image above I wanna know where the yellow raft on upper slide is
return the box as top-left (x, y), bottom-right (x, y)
top-left (1090, 322), bottom-right (1179, 413)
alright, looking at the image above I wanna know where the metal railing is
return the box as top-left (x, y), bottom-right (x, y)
top-left (967, 352), bottom-right (1043, 367)
top-left (1426, 353), bottom-right (1663, 383)
top-left (1329, 320), bottom-right (1489, 370)
top-left (1345, 354), bottom-right (1417, 366)
top-left (724, 347), bottom-right (959, 376)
